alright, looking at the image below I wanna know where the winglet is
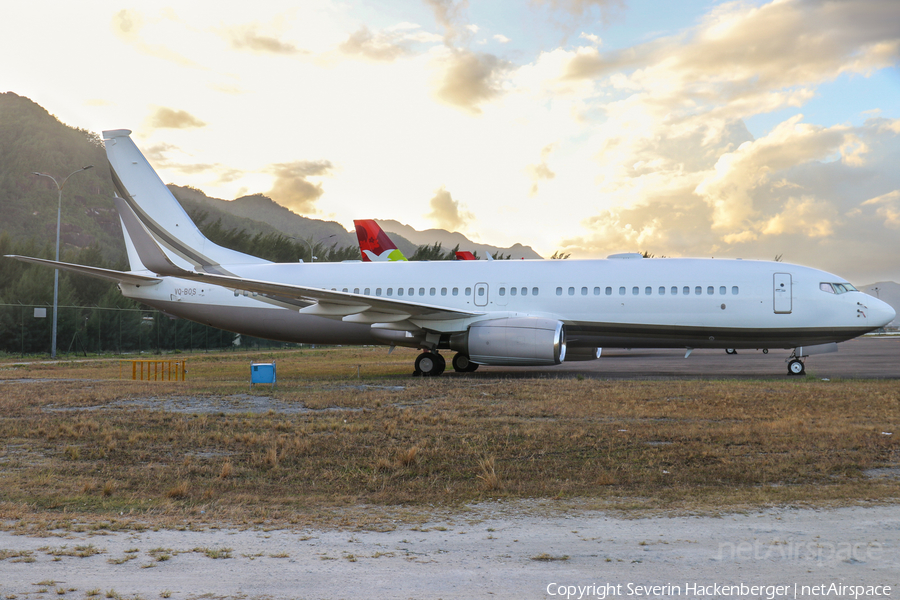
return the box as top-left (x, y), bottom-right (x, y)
top-left (113, 196), bottom-right (196, 278)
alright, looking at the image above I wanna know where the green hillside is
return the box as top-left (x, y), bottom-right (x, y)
top-left (0, 92), bottom-right (122, 264)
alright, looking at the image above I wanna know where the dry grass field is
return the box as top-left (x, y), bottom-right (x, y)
top-left (0, 347), bottom-right (898, 530)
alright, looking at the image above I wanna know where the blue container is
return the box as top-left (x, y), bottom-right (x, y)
top-left (250, 361), bottom-right (276, 388)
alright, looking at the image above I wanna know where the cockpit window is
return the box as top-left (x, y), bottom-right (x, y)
top-left (820, 282), bottom-right (857, 294)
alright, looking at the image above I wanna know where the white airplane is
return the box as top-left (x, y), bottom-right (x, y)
top-left (8, 129), bottom-right (895, 377)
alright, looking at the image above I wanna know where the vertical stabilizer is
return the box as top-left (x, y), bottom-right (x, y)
top-left (354, 219), bottom-right (407, 262)
top-left (103, 129), bottom-right (268, 270)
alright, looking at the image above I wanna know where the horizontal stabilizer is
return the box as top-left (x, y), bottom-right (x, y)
top-left (4, 255), bottom-right (161, 286)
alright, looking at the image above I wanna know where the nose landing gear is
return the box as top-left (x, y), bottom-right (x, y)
top-left (787, 358), bottom-right (806, 376)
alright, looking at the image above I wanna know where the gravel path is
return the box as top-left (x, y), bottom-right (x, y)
top-left (1, 503), bottom-right (898, 599)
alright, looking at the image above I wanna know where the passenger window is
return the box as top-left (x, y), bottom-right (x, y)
top-left (430, 287), bottom-right (436, 296)
top-left (707, 286), bottom-right (714, 295)
top-left (418, 288), bottom-right (424, 296)
top-left (645, 286), bottom-right (652, 295)
top-left (532, 287), bottom-right (539, 296)
top-left (556, 287), bottom-right (563, 296)
top-left (659, 286), bottom-right (665, 296)
top-left (671, 286), bottom-right (677, 296)
top-left (477, 288), bottom-right (484, 296)
top-left (683, 286), bottom-right (690, 295)
top-left (387, 288), bottom-right (393, 296)
top-left (364, 288), bottom-right (370, 295)
top-left (732, 286), bottom-right (739, 295)
top-left (499, 287), bottom-right (506, 296)
top-left (568, 287), bottom-right (575, 296)
top-left (605, 287), bottom-right (612, 296)
top-left (695, 286), bottom-right (702, 295)
top-left (408, 288), bottom-right (414, 296)
top-left (719, 286), bottom-right (726, 295)
top-left (521, 287), bottom-right (528, 296)
top-left (465, 287), bottom-right (471, 296)
top-left (342, 288), bottom-right (348, 293)
top-left (632, 287), bottom-right (639, 296)
top-left (510, 287), bottom-right (517, 296)
top-left (441, 288), bottom-right (447, 296)
top-left (581, 287), bottom-right (588, 296)
top-left (397, 288), bottom-right (404, 296)
top-left (376, 288), bottom-right (382, 296)
top-left (453, 287), bottom-right (459, 296)
top-left (593, 287), bottom-right (600, 295)
top-left (354, 288), bottom-right (360, 294)
top-left (619, 287), bottom-right (626, 296)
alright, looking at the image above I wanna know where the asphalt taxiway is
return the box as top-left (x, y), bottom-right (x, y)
top-left (477, 336), bottom-right (900, 379)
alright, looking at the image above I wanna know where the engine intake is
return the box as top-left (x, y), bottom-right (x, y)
top-left (451, 317), bottom-right (566, 366)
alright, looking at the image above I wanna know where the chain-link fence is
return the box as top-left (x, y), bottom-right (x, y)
top-left (0, 303), bottom-right (285, 357)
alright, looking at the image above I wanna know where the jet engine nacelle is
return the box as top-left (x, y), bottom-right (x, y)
top-left (451, 317), bottom-right (566, 366)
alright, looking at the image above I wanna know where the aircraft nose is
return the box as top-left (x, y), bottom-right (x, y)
top-left (869, 298), bottom-right (896, 328)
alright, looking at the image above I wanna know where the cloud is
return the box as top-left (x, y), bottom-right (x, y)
top-left (530, 0), bottom-right (625, 36)
top-left (533, 0), bottom-right (623, 18)
top-left (526, 144), bottom-right (557, 195)
top-left (562, 0), bottom-right (900, 102)
top-left (266, 160), bottom-right (334, 213)
top-left (426, 187), bottom-right (473, 231)
top-left (560, 116), bottom-right (900, 281)
top-left (435, 50), bottom-right (511, 113)
top-left (694, 115), bottom-right (850, 231)
top-left (110, 9), bottom-right (198, 67)
top-left (147, 107), bottom-right (207, 130)
top-left (224, 26), bottom-right (304, 55)
top-left (425, 0), bottom-right (471, 47)
top-left (862, 190), bottom-right (900, 229)
top-left (339, 26), bottom-right (413, 61)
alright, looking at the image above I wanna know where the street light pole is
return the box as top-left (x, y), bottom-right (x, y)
top-left (31, 165), bottom-right (94, 358)
top-left (295, 234), bottom-right (336, 262)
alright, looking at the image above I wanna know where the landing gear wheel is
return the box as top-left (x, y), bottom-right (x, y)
top-left (726, 348), bottom-right (737, 355)
top-left (452, 353), bottom-right (479, 373)
top-left (787, 358), bottom-right (805, 376)
top-left (415, 352), bottom-right (445, 376)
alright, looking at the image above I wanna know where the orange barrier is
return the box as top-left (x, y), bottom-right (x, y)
top-left (128, 360), bottom-right (186, 381)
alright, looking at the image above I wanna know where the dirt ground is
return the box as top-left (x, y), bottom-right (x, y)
top-left (1, 502), bottom-right (898, 599)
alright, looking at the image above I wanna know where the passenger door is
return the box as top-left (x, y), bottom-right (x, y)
top-left (774, 273), bottom-right (792, 314)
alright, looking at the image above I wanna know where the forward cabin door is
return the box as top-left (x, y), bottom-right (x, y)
top-left (773, 273), bottom-right (792, 314)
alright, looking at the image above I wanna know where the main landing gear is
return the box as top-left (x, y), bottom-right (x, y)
top-left (412, 351), bottom-right (479, 376)
top-left (414, 351), bottom-right (445, 376)
top-left (452, 352), bottom-right (479, 373)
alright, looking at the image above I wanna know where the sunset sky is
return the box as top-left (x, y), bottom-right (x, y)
top-left (3, 0), bottom-right (899, 283)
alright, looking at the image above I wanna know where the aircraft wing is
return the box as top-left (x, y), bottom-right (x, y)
top-left (117, 197), bottom-right (482, 324)
top-left (177, 269), bottom-right (481, 321)
top-left (4, 255), bottom-right (162, 286)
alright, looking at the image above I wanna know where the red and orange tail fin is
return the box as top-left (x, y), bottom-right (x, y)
top-left (354, 220), bottom-right (407, 262)
top-left (455, 251), bottom-right (477, 261)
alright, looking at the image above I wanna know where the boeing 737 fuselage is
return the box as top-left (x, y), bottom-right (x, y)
top-left (8, 129), bottom-right (895, 376)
